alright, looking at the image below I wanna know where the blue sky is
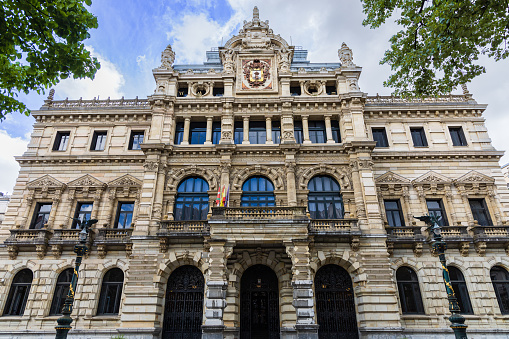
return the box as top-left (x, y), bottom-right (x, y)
top-left (1, 0), bottom-right (509, 193)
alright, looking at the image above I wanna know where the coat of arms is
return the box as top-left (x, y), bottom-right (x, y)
top-left (242, 59), bottom-right (272, 90)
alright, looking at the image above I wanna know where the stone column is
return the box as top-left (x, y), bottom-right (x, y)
top-left (47, 195), bottom-right (61, 228)
top-left (324, 114), bottom-right (334, 143)
top-left (91, 190), bottom-right (102, 221)
top-left (205, 116), bottom-right (213, 145)
top-left (285, 240), bottom-right (319, 338)
top-left (219, 102), bottom-right (234, 144)
top-left (265, 116), bottom-right (273, 144)
top-left (181, 117), bottom-right (191, 145)
top-left (242, 116), bottom-right (250, 144)
top-left (302, 115), bottom-right (311, 144)
top-left (202, 240), bottom-right (232, 339)
top-left (285, 160), bottom-right (297, 207)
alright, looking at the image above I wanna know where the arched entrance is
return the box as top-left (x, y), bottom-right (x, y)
top-left (162, 265), bottom-right (204, 339)
top-left (315, 264), bottom-right (359, 339)
top-left (240, 264), bottom-right (280, 339)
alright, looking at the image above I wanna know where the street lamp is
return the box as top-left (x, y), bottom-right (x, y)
top-left (55, 218), bottom-right (98, 339)
top-left (414, 215), bottom-right (468, 339)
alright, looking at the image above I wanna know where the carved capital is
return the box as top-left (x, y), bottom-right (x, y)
top-left (97, 244), bottom-right (107, 259)
top-left (459, 242), bottom-right (470, 257)
top-left (8, 245), bottom-right (18, 260)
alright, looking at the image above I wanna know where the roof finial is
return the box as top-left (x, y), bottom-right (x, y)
top-left (253, 6), bottom-right (259, 21)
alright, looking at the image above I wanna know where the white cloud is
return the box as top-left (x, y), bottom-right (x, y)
top-left (54, 46), bottom-right (125, 100)
top-left (0, 130), bottom-right (29, 194)
top-left (136, 55), bottom-right (147, 67)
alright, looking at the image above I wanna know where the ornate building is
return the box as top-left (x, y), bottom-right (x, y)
top-left (1, 7), bottom-right (509, 339)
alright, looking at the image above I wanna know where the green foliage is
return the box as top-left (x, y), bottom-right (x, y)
top-left (0, 0), bottom-right (100, 120)
top-left (361, 0), bottom-right (509, 97)
top-left (110, 336), bottom-right (126, 339)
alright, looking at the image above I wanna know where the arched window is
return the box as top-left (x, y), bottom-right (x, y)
top-left (174, 177), bottom-right (209, 221)
top-left (97, 268), bottom-right (124, 315)
top-left (3, 269), bottom-right (33, 316)
top-left (307, 175), bottom-right (344, 219)
top-left (491, 266), bottom-right (509, 314)
top-left (241, 176), bottom-right (275, 207)
top-left (396, 266), bottom-right (425, 314)
top-left (49, 268), bottom-right (73, 315)
top-left (448, 266), bottom-right (473, 314)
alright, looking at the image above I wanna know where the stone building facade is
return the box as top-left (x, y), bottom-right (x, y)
top-left (1, 8), bottom-right (509, 339)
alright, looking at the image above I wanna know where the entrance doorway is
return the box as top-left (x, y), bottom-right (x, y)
top-left (162, 265), bottom-right (204, 339)
top-left (240, 264), bottom-right (280, 339)
top-left (315, 264), bottom-right (359, 339)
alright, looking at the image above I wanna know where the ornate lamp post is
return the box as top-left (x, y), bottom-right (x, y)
top-left (415, 215), bottom-right (468, 339)
top-left (55, 218), bottom-right (98, 339)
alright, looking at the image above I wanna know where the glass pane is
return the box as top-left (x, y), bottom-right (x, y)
top-left (40, 204), bottom-right (52, 213)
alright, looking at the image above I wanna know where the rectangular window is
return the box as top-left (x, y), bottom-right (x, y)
top-left (426, 199), bottom-right (448, 226)
top-left (249, 121), bottom-right (266, 144)
top-left (449, 127), bottom-right (468, 146)
top-left (410, 127), bottom-right (428, 147)
top-left (174, 122), bottom-right (184, 145)
top-left (128, 131), bottom-right (144, 150)
top-left (309, 121), bottom-right (326, 143)
top-left (272, 121), bottom-right (281, 144)
top-left (189, 122), bottom-right (207, 144)
top-left (91, 131), bottom-right (107, 151)
top-left (30, 203), bottom-right (52, 229)
top-left (326, 85), bottom-right (337, 95)
top-left (72, 202), bottom-right (93, 229)
top-left (469, 199), bottom-right (493, 226)
top-left (294, 121), bottom-right (303, 143)
top-left (52, 131), bottom-right (70, 151)
top-left (115, 202), bottom-right (134, 229)
top-left (384, 200), bottom-right (405, 227)
top-left (290, 86), bottom-right (301, 96)
top-left (213, 86), bottom-right (224, 97)
top-left (177, 86), bottom-right (187, 97)
top-left (234, 121), bottom-right (243, 144)
top-left (212, 122), bottom-right (221, 144)
top-left (331, 120), bottom-right (341, 143)
top-left (372, 127), bottom-right (389, 147)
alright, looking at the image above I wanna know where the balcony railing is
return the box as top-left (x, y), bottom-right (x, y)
top-left (473, 225), bottom-right (509, 242)
top-left (386, 226), bottom-right (424, 242)
top-left (95, 228), bottom-right (133, 244)
top-left (6, 229), bottom-right (52, 245)
top-left (212, 206), bottom-right (307, 220)
top-left (308, 219), bottom-right (358, 233)
top-left (439, 225), bottom-right (470, 241)
top-left (158, 220), bottom-right (209, 236)
top-left (50, 229), bottom-right (81, 243)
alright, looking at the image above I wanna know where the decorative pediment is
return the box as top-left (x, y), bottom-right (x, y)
top-left (375, 172), bottom-right (411, 185)
top-left (454, 171), bottom-right (495, 185)
top-left (108, 174), bottom-right (143, 188)
top-left (67, 175), bottom-right (106, 188)
top-left (412, 171), bottom-right (452, 185)
top-left (27, 175), bottom-right (65, 189)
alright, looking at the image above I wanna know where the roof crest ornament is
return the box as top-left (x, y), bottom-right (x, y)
top-left (338, 42), bottom-right (356, 68)
top-left (160, 44), bottom-right (175, 70)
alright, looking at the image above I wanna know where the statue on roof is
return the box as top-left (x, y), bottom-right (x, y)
top-left (160, 44), bottom-right (175, 69)
top-left (338, 42), bottom-right (356, 68)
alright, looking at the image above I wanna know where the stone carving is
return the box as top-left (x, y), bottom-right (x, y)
top-left (338, 42), bottom-right (355, 67)
top-left (221, 131), bottom-right (232, 140)
top-left (350, 236), bottom-right (360, 252)
top-left (413, 171), bottom-right (452, 185)
top-left (52, 245), bottom-right (63, 259)
top-left (160, 44), bottom-right (175, 69)
top-left (27, 175), bottom-right (66, 189)
top-left (221, 49), bottom-right (235, 74)
top-left (455, 170), bottom-right (495, 184)
top-left (191, 82), bottom-right (211, 97)
top-left (108, 174), bottom-right (142, 188)
top-left (413, 242), bottom-right (423, 257)
top-left (475, 241), bottom-right (486, 256)
top-left (459, 242), bottom-right (469, 257)
top-left (347, 78), bottom-right (360, 92)
top-left (47, 88), bottom-right (55, 101)
top-left (278, 48), bottom-right (291, 72)
top-left (283, 131), bottom-right (294, 139)
top-left (36, 244), bottom-right (47, 259)
top-left (303, 80), bottom-right (323, 96)
top-left (375, 171), bottom-right (411, 185)
top-left (144, 161), bottom-right (159, 172)
top-left (298, 165), bottom-right (352, 190)
top-left (97, 244), bottom-right (107, 259)
top-left (7, 245), bottom-right (18, 260)
top-left (232, 165), bottom-right (285, 190)
top-left (166, 166), bottom-right (218, 191)
top-left (242, 59), bottom-right (272, 90)
top-left (68, 174), bottom-right (105, 188)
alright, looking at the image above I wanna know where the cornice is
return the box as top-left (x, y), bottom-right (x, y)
top-left (372, 150), bottom-right (503, 161)
top-left (15, 155), bottom-right (146, 166)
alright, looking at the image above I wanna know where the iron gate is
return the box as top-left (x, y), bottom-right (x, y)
top-left (240, 265), bottom-right (280, 339)
top-left (315, 264), bottom-right (359, 339)
top-left (162, 265), bottom-right (204, 339)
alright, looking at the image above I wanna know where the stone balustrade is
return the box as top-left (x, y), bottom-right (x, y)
top-left (6, 228), bottom-right (52, 245)
top-left (158, 220), bottom-right (209, 235)
top-left (212, 206), bottom-right (307, 219)
top-left (308, 219), bottom-right (358, 233)
top-left (473, 225), bottom-right (509, 242)
top-left (95, 228), bottom-right (133, 243)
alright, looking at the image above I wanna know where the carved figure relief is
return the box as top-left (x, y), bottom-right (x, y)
top-left (278, 48), bottom-right (291, 72)
top-left (221, 49), bottom-right (235, 74)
